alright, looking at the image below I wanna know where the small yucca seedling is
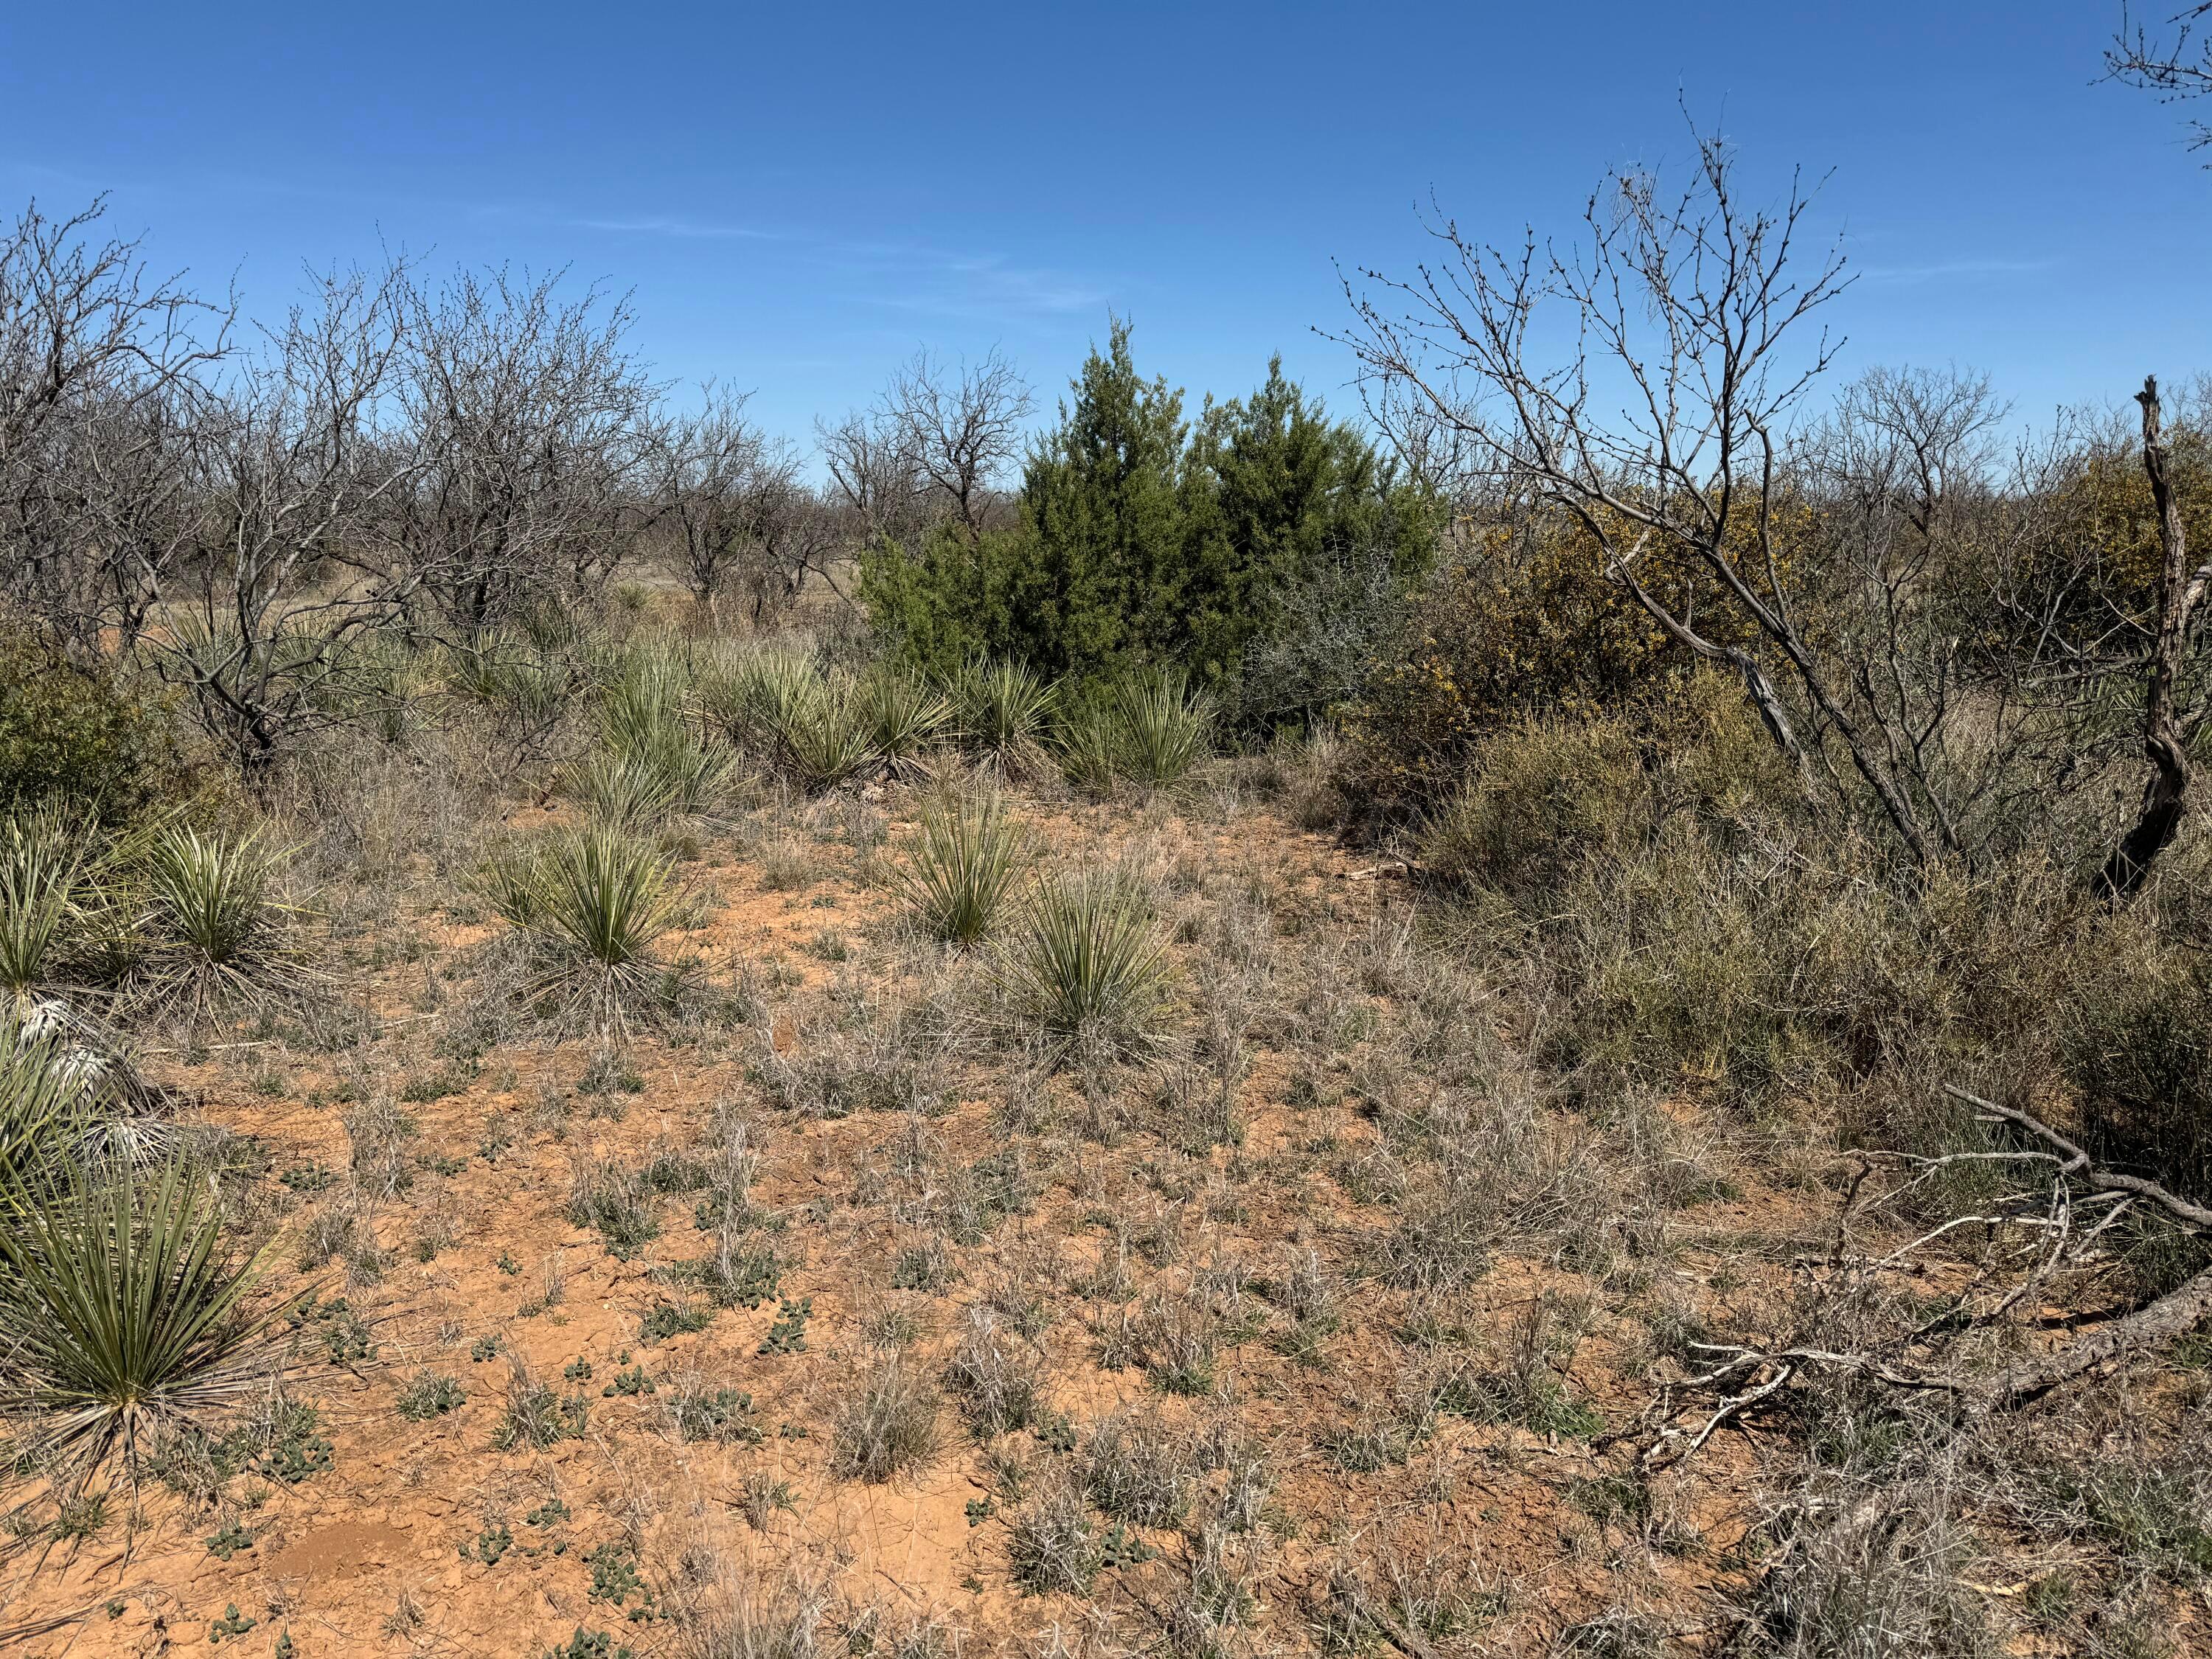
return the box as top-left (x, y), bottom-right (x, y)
top-left (133, 824), bottom-right (303, 1018)
top-left (489, 826), bottom-right (684, 1031)
top-left (888, 788), bottom-right (1029, 945)
top-left (1003, 869), bottom-right (1169, 1060)
top-left (0, 1164), bottom-right (294, 1493)
top-left (0, 808), bottom-right (88, 995)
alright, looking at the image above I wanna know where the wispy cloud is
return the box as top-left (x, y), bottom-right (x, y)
top-left (1855, 255), bottom-right (2054, 285)
top-left (526, 205), bottom-right (1105, 322)
top-left (865, 251), bottom-right (1105, 320)
top-left (560, 213), bottom-right (786, 242)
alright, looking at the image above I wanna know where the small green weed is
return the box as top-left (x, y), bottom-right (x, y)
top-left (396, 1370), bottom-right (465, 1422)
top-left (759, 1296), bottom-right (812, 1354)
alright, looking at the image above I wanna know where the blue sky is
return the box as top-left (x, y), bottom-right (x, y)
top-left (2, 2), bottom-right (2204, 453)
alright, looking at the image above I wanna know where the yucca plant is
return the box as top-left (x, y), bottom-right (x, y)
top-left (1002, 869), bottom-right (1169, 1060)
top-left (133, 824), bottom-right (303, 1017)
top-left (862, 669), bottom-right (955, 783)
top-left (599, 646), bottom-right (693, 756)
top-left (0, 808), bottom-right (88, 995)
top-left (453, 628), bottom-right (574, 723)
top-left (563, 661), bottom-right (737, 826)
top-left (327, 630), bottom-right (437, 747)
top-left (0, 1018), bottom-right (102, 1207)
top-left (1051, 697), bottom-right (1124, 798)
top-left (1055, 668), bottom-right (1211, 796)
top-left (1109, 667), bottom-right (1213, 788)
top-left (950, 658), bottom-right (1057, 775)
top-left (561, 748), bottom-right (692, 830)
top-left (695, 648), bottom-right (824, 754)
top-left (488, 825), bottom-right (684, 1030)
top-left (773, 674), bottom-right (883, 794)
top-left (0, 1164), bottom-right (294, 1494)
top-left (888, 787), bottom-right (1030, 945)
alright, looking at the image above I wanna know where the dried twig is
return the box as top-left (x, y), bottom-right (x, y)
top-left (1633, 1085), bottom-right (2212, 1463)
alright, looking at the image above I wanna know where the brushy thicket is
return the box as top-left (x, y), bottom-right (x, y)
top-left (1406, 681), bottom-right (2143, 1134)
top-left (0, 617), bottom-right (183, 825)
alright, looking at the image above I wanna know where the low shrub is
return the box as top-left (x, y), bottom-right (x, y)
top-left (0, 621), bottom-right (176, 824)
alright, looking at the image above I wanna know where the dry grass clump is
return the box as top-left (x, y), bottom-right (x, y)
top-left (753, 995), bottom-right (956, 1119)
top-left (942, 1305), bottom-right (1043, 1438)
top-left (832, 1357), bottom-right (941, 1484)
top-left (1078, 1410), bottom-right (1190, 1528)
top-left (1004, 1471), bottom-right (1107, 1597)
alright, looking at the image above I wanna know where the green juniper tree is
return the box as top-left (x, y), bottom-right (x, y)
top-left (860, 323), bottom-right (1433, 719)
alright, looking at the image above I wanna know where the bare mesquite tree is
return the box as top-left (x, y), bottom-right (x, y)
top-left (2109, 2), bottom-right (2212, 153)
top-left (1341, 126), bottom-right (2205, 886)
top-left (650, 390), bottom-right (842, 626)
top-left (1790, 367), bottom-right (2040, 854)
top-left (1337, 129), bottom-right (1986, 857)
top-left (818, 347), bottom-right (1032, 547)
top-left (0, 197), bottom-right (232, 650)
top-left (883, 348), bottom-right (1033, 540)
top-left (2097, 376), bottom-right (2210, 899)
top-left (648, 383), bottom-right (776, 624)
top-left (391, 266), bottom-right (660, 634)
top-left (816, 404), bottom-right (931, 549)
top-left (747, 462), bottom-right (849, 619)
top-left (147, 262), bottom-right (422, 779)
